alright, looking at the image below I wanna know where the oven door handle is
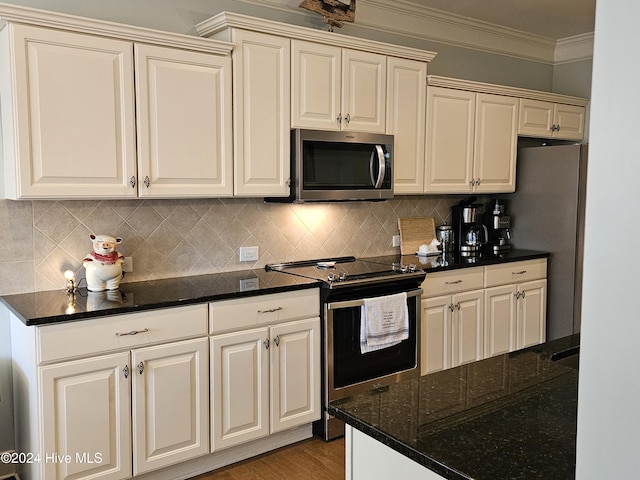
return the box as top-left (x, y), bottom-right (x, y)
top-left (326, 288), bottom-right (422, 310)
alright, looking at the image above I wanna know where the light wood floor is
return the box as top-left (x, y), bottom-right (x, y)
top-left (190, 438), bottom-right (345, 480)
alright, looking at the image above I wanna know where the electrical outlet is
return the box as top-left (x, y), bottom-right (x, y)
top-left (122, 256), bottom-right (133, 273)
top-left (392, 235), bottom-right (401, 247)
top-left (239, 246), bottom-right (259, 262)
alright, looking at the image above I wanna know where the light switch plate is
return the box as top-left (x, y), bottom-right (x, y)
top-left (123, 256), bottom-right (133, 273)
top-left (239, 246), bottom-right (259, 262)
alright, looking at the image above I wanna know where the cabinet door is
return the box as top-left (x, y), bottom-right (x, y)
top-left (291, 40), bottom-right (341, 130)
top-left (421, 296), bottom-right (452, 375)
top-left (451, 290), bottom-right (484, 367)
top-left (4, 24), bottom-right (136, 199)
top-left (232, 30), bottom-right (290, 196)
top-left (517, 279), bottom-right (547, 349)
top-left (425, 87), bottom-right (475, 193)
top-left (518, 98), bottom-right (554, 137)
top-left (135, 44), bottom-right (233, 197)
top-left (484, 284), bottom-right (517, 358)
top-left (270, 317), bottom-right (321, 433)
top-left (132, 338), bottom-right (209, 475)
top-left (39, 352), bottom-right (131, 480)
top-left (473, 93), bottom-right (518, 193)
top-left (211, 327), bottom-right (270, 451)
top-left (554, 103), bottom-right (585, 140)
top-left (386, 57), bottom-right (427, 194)
top-left (341, 49), bottom-right (386, 133)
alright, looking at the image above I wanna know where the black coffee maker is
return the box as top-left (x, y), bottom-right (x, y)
top-left (483, 198), bottom-right (512, 254)
top-left (451, 198), bottom-right (487, 257)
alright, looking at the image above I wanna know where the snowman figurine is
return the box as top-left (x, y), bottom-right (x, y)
top-left (83, 234), bottom-right (125, 291)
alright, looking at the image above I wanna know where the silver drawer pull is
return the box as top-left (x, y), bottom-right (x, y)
top-left (513, 270), bottom-right (527, 275)
top-left (257, 307), bottom-right (283, 314)
top-left (445, 280), bottom-right (463, 285)
top-left (115, 328), bottom-right (149, 337)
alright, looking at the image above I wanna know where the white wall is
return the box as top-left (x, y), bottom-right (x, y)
top-left (576, 0), bottom-right (640, 477)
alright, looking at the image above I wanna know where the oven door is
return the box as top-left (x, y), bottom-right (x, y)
top-left (326, 288), bottom-right (421, 402)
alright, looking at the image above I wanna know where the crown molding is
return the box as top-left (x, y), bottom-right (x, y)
top-left (232, 0), bottom-right (591, 64)
top-left (0, 2), bottom-right (233, 55)
top-left (196, 11), bottom-right (437, 62)
top-left (428, 75), bottom-right (589, 106)
top-left (555, 33), bottom-right (594, 64)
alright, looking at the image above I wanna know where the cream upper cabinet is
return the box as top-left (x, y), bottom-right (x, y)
top-left (473, 93), bottom-right (518, 193)
top-left (0, 20), bottom-right (234, 200)
top-left (231, 30), bottom-right (291, 197)
top-left (386, 57), bottom-right (427, 194)
top-left (425, 87), bottom-right (517, 194)
top-left (518, 98), bottom-right (585, 140)
top-left (291, 40), bottom-right (341, 130)
top-left (0, 23), bottom-right (137, 199)
top-left (134, 44), bottom-right (233, 197)
top-left (341, 49), bottom-right (386, 133)
top-left (291, 40), bottom-right (386, 133)
top-left (424, 87), bottom-right (475, 193)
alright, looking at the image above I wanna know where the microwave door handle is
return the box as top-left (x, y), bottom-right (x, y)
top-left (370, 145), bottom-right (386, 188)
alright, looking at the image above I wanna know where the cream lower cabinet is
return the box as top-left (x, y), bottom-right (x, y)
top-left (39, 352), bottom-right (132, 480)
top-left (421, 290), bottom-right (484, 375)
top-left (421, 267), bottom-right (485, 375)
top-left (131, 338), bottom-right (209, 475)
top-left (422, 259), bottom-right (548, 376)
top-left (425, 87), bottom-right (518, 194)
top-left (209, 289), bottom-right (321, 451)
top-left (518, 98), bottom-right (585, 140)
top-left (484, 259), bottom-right (547, 358)
top-left (10, 304), bottom-right (209, 480)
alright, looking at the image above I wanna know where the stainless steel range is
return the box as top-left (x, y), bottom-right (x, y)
top-left (266, 256), bottom-right (426, 440)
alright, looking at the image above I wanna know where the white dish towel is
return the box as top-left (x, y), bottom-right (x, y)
top-left (360, 292), bottom-right (409, 353)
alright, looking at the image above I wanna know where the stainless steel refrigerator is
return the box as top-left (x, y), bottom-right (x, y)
top-left (507, 143), bottom-right (587, 340)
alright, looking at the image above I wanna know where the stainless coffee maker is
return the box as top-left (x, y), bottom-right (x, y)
top-left (484, 199), bottom-right (512, 254)
top-left (451, 200), bottom-right (487, 257)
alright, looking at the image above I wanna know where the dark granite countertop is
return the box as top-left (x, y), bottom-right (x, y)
top-left (1, 268), bottom-right (320, 326)
top-left (392, 248), bottom-right (550, 272)
top-left (329, 334), bottom-right (579, 480)
top-left (0, 249), bottom-right (548, 327)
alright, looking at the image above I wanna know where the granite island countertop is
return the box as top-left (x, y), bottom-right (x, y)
top-left (329, 334), bottom-right (579, 480)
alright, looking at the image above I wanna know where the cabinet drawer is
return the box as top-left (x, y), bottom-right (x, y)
top-left (37, 304), bottom-right (208, 364)
top-left (210, 288), bottom-right (320, 333)
top-left (484, 259), bottom-right (547, 287)
top-left (421, 267), bottom-right (484, 297)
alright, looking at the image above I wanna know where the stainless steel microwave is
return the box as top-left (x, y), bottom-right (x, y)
top-left (286, 129), bottom-right (394, 202)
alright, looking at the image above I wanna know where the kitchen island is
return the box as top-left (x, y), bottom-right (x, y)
top-left (329, 334), bottom-right (579, 480)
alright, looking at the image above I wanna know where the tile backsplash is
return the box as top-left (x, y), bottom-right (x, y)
top-left (0, 195), bottom-right (460, 295)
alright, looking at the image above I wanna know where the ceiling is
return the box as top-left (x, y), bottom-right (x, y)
top-left (402, 0), bottom-right (596, 40)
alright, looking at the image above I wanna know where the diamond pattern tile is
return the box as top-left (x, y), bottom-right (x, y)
top-left (0, 195), bottom-right (468, 294)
